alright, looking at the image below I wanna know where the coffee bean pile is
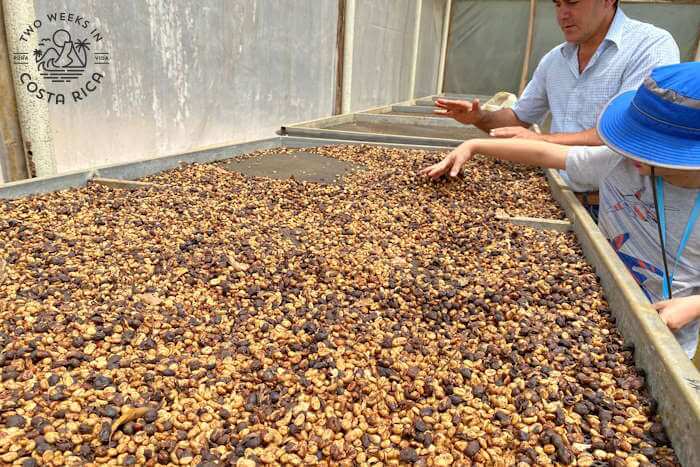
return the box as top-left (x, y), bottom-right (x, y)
top-left (0, 145), bottom-right (676, 466)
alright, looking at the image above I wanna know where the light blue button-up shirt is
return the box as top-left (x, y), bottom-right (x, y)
top-left (512, 8), bottom-right (680, 133)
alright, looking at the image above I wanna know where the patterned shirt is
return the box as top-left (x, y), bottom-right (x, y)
top-left (567, 146), bottom-right (700, 358)
top-left (513, 8), bottom-right (680, 133)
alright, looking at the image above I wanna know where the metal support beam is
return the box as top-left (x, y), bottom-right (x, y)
top-left (519, 0), bottom-right (537, 95)
top-left (436, 0), bottom-right (452, 95)
top-left (409, 0), bottom-right (423, 100)
top-left (0, 1), bottom-right (27, 182)
top-left (341, 0), bottom-right (355, 114)
top-left (333, 0), bottom-right (346, 115)
top-left (2, 0), bottom-right (56, 177)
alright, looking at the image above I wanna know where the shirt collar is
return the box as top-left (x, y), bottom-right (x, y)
top-left (561, 7), bottom-right (628, 58)
top-left (605, 7), bottom-right (627, 48)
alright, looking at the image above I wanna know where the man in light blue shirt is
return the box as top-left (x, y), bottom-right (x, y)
top-left (435, 0), bottom-right (679, 146)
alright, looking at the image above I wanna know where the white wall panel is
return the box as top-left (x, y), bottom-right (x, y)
top-left (24, 0), bottom-right (338, 173)
top-left (414, 0), bottom-right (445, 98)
top-left (349, 0), bottom-right (418, 111)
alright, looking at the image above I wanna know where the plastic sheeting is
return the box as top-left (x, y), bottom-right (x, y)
top-left (26, 0), bottom-right (339, 174)
top-left (445, 0), bottom-right (700, 95)
top-left (414, 0), bottom-right (446, 98)
top-left (530, 1), bottom-right (700, 80)
top-left (347, 0), bottom-right (418, 112)
top-left (1, 0), bottom-right (444, 176)
top-left (622, 4), bottom-right (699, 62)
top-left (0, 146), bottom-right (5, 183)
top-left (444, 0), bottom-right (530, 95)
top-left (348, 0), bottom-right (444, 111)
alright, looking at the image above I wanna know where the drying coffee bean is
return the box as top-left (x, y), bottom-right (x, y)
top-left (0, 145), bottom-right (677, 465)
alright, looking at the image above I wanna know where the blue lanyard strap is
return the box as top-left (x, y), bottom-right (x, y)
top-left (655, 176), bottom-right (700, 299)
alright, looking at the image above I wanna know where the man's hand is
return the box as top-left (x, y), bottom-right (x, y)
top-left (653, 295), bottom-right (700, 332)
top-left (418, 144), bottom-right (474, 179)
top-left (434, 98), bottom-right (483, 126)
top-left (490, 126), bottom-right (543, 140)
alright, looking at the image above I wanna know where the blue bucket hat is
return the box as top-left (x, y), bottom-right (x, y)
top-left (597, 62), bottom-right (700, 170)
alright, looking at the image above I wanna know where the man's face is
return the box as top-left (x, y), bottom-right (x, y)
top-left (553, 0), bottom-right (614, 44)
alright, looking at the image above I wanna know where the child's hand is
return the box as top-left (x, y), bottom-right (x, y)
top-left (419, 144), bottom-right (474, 179)
top-left (653, 295), bottom-right (700, 332)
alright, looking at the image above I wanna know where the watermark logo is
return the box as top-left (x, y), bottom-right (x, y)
top-left (12, 12), bottom-right (110, 105)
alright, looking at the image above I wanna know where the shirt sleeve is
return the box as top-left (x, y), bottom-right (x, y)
top-left (619, 31), bottom-right (680, 94)
top-left (511, 49), bottom-right (556, 125)
top-left (565, 146), bottom-right (623, 191)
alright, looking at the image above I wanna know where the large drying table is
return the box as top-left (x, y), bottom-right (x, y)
top-left (1, 135), bottom-right (699, 466)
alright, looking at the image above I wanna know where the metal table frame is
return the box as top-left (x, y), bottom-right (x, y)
top-left (2, 135), bottom-right (699, 466)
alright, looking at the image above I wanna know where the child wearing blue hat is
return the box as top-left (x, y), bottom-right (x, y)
top-left (420, 62), bottom-right (700, 358)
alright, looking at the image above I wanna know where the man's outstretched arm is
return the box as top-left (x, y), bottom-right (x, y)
top-left (435, 99), bottom-right (604, 145)
top-left (433, 99), bottom-right (528, 133)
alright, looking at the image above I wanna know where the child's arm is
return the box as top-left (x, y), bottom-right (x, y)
top-left (419, 138), bottom-right (569, 179)
top-left (654, 296), bottom-right (700, 332)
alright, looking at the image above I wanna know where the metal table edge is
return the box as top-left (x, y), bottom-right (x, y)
top-left (545, 168), bottom-right (700, 467)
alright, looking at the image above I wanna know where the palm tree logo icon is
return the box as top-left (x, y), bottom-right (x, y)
top-left (74, 39), bottom-right (90, 61)
top-left (35, 29), bottom-right (90, 83)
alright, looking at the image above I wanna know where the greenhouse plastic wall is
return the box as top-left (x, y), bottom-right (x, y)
top-left (344, 0), bottom-right (444, 113)
top-left (444, 0), bottom-right (531, 95)
top-left (529, 0), bottom-right (700, 80)
top-left (20, 0), bottom-right (340, 175)
top-left (0, 143), bottom-right (5, 182)
top-left (444, 0), bottom-right (700, 95)
top-left (347, 0), bottom-right (419, 112)
top-left (414, 0), bottom-right (447, 98)
top-left (0, 0), bottom-right (446, 178)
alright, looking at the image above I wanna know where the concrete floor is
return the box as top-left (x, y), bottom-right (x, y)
top-left (221, 151), bottom-right (362, 185)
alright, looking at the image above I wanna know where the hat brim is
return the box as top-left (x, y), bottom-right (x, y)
top-left (597, 91), bottom-right (700, 170)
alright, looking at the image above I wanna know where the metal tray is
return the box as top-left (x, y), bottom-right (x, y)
top-left (413, 93), bottom-right (492, 107)
top-left (280, 112), bottom-right (485, 147)
top-left (361, 103), bottom-right (451, 118)
top-left (1, 135), bottom-right (699, 466)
